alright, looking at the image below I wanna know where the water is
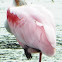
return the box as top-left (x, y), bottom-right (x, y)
top-left (0, 0), bottom-right (62, 62)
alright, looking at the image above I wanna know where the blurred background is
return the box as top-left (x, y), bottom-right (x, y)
top-left (0, 0), bottom-right (62, 62)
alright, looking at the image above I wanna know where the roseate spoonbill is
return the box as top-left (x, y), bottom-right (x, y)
top-left (5, 0), bottom-right (56, 62)
top-left (7, 5), bottom-right (56, 62)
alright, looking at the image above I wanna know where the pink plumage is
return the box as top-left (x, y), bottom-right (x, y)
top-left (7, 5), bottom-right (56, 58)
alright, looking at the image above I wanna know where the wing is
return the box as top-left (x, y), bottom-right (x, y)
top-left (7, 5), bottom-right (56, 56)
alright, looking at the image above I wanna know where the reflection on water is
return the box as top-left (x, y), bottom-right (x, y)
top-left (0, 0), bottom-right (62, 62)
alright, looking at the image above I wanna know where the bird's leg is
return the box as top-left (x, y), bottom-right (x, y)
top-left (24, 45), bottom-right (32, 59)
top-left (39, 52), bottom-right (42, 62)
top-left (24, 45), bottom-right (41, 60)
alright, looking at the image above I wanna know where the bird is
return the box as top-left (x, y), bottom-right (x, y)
top-left (5, 0), bottom-right (56, 62)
